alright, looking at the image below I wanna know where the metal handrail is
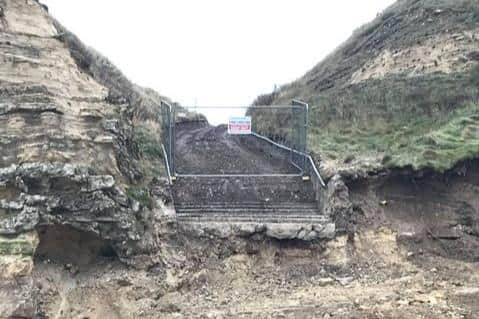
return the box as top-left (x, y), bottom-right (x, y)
top-left (250, 132), bottom-right (326, 187)
top-left (250, 132), bottom-right (306, 157)
top-left (306, 154), bottom-right (326, 187)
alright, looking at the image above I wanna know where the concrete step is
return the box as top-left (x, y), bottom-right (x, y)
top-left (177, 211), bottom-right (321, 218)
top-left (175, 201), bottom-right (328, 224)
top-left (177, 215), bottom-right (329, 222)
top-left (176, 204), bottom-right (320, 214)
top-left (174, 202), bottom-right (335, 240)
top-left (176, 202), bottom-right (318, 209)
top-left (176, 206), bottom-right (319, 212)
top-left (178, 219), bottom-right (329, 224)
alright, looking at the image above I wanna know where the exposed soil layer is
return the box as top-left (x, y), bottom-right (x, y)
top-left (32, 228), bottom-right (479, 319)
top-left (174, 122), bottom-right (299, 175)
top-left (349, 160), bottom-right (479, 262)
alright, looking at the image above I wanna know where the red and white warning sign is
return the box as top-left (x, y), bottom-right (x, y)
top-left (228, 116), bottom-right (252, 135)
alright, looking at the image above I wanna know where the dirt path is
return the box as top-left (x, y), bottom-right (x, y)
top-left (174, 122), bottom-right (298, 175)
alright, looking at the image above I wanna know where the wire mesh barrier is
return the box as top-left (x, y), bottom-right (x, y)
top-left (160, 100), bottom-right (325, 187)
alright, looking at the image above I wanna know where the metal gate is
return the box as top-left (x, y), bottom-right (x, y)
top-left (160, 100), bottom-right (324, 186)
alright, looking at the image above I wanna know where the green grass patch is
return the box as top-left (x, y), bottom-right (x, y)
top-left (310, 102), bottom-right (479, 172)
top-left (133, 125), bottom-right (166, 179)
top-left (303, 68), bottom-right (479, 172)
top-left (126, 186), bottom-right (153, 209)
top-left (251, 69), bottom-right (479, 173)
top-left (134, 126), bottom-right (163, 160)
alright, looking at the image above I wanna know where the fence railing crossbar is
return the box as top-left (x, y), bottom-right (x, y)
top-left (181, 105), bottom-right (305, 109)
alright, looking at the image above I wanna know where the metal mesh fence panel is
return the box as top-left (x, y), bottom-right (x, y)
top-left (170, 104), bottom-right (307, 176)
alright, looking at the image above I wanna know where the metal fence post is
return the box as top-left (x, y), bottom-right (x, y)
top-left (290, 104), bottom-right (295, 165)
top-left (160, 100), bottom-right (176, 181)
top-left (291, 100), bottom-right (309, 171)
top-left (303, 102), bottom-right (309, 170)
top-left (170, 105), bottom-right (176, 174)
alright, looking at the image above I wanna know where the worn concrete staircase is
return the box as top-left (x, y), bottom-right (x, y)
top-left (175, 203), bottom-right (328, 224)
top-left (172, 176), bottom-right (335, 240)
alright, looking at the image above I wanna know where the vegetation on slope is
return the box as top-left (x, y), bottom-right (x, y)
top-left (257, 0), bottom-right (479, 174)
top-left (313, 101), bottom-right (479, 172)
top-left (53, 18), bottom-right (174, 194)
top-left (308, 66), bottom-right (479, 171)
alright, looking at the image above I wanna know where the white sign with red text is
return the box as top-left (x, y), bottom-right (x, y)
top-left (228, 116), bottom-right (252, 135)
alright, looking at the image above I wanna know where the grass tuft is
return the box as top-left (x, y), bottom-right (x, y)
top-left (126, 186), bottom-right (153, 209)
top-left (134, 126), bottom-right (163, 160)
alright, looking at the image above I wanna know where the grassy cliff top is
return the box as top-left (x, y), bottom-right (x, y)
top-left (258, 0), bottom-right (479, 176)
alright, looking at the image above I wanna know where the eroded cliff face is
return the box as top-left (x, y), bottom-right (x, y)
top-left (0, 1), bottom-right (170, 316)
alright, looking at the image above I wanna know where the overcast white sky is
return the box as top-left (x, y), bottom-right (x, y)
top-left (43, 0), bottom-right (395, 124)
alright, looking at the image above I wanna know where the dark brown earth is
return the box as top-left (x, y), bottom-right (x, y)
top-left (173, 175), bottom-right (316, 205)
top-left (174, 122), bottom-right (299, 175)
top-left (350, 160), bottom-right (479, 263)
